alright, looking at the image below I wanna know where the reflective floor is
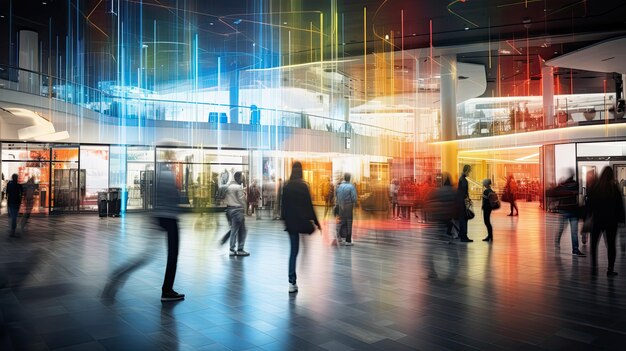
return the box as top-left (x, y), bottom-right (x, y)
top-left (1, 202), bottom-right (625, 350)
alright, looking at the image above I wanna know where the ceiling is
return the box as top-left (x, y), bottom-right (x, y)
top-left (1, 0), bottom-right (625, 93)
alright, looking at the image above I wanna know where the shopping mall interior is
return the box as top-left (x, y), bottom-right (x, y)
top-left (0, 1), bottom-right (625, 350)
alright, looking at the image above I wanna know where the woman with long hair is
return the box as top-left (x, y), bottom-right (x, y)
top-left (281, 161), bottom-right (321, 292)
top-left (588, 167), bottom-right (625, 277)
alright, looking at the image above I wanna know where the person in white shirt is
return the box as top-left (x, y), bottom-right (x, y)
top-left (225, 171), bottom-right (249, 256)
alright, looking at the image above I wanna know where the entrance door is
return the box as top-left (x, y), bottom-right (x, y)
top-left (51, 146), bottom-right (80, 213)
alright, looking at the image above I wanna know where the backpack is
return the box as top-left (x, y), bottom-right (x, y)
top-left (489, 191), bottom-right (501, 210)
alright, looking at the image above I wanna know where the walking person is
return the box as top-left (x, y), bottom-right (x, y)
top-left (324, 179), bottom-right (335, 217)
top-left (6, 174), bottom-right (22, 238)
top-left (588, 167), bottom-right (625, 276)
top-left (390, 179), bottom-right (400, 220)
top-left (335, 173), bottom-right (357, 246)
top-left (246, 180), bottom-right (260, 216)
top-left (281, 161), bottom-right (321, 293)
top-left (274, 178), bottom-right (283, 220)
top-left (553, 168), bottom-right (586, 257)
top-left (19, 177), bottom-right (36, 233)
top-left (481, 179), bottom-right (496, 242)
top-left (504, 175), bottom-right (519, 216)
top-left (154, 148), bottom-right (185, 301)
top-left (457, 165), bottom-right (473, 242)
top-left (225, 171), bottom-right (249, 256)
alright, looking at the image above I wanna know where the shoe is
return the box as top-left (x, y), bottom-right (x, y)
top-left (607, 270), bottom-right (618, 277)
top-left (507, 213), bottom-right (513, 216)
top-left (345, 242), bottom-right (354, 246)
top-left (161, 291), bottom-right (185, 301)
top-left (572, 249), bottom-right (586, 257)
top-left (514, 213), bottom-right (519, 216)
top-left (460, 238), bottom-right (474, 243)
top-left (482, 237), bottom-right (491, 242)
top-left (229, 250), bottom-right (237, 256)
top-left (288, 283), bottom-right (298, 293)
top-left (236, 250), bottom-right (250, 256)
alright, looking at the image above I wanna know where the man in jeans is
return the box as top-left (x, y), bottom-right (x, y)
top-left (335, 173), bottom-right (357, 246)
top-left (553, 168), bottom-right (586, 257)
top-left (225, 171), bottom-right (249, 256)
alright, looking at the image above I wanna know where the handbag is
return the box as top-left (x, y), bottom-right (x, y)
top-left (299, 219), bottom-right (317, 234)
top-left (501, 191), bottom-right (511, 203)
top-left (465, 197), bottom-right (475, 220)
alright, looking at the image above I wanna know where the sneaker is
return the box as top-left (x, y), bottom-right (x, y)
top-left (573, 249), bottom-right (586, 257)
top-left (229, 250), bottom-right (237, 256)
top-left (345, 242), bottom-right (354, 246)
top-left (161, 291), bottom-right (185, 301)
top-left (460, 238), bottom-right (474, 243)
top-left (236, 250), bottom-right (250, 256)
top-left (288, 283), bottom-right (298, 293)
top-left (607, 270), bottom-right (619, 277)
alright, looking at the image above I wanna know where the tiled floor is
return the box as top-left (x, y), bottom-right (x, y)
top-left (1, 202), bottom-right (625, 350)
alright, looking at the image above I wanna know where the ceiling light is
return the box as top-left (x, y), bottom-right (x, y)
top-left (233, 19), bottom-right (242, 25)
top-left (499, 49), bottom-right (511, 55)
top-left (283, 22), bottom-right (287, 25)
top-left (464, 26), bottom-right (469, 31)
top-left (385, 34), bottom-right (389, 40)
top-left (209, 22), bottom-right (214, 26)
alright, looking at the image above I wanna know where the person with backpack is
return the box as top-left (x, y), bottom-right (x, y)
top-left (481, 178), bottom-right (499, 242)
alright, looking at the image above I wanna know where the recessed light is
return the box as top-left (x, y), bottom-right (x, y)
top-left (283, 22), bottom-right (287, 25)
top-left (385, 34), bottom-right (389, 40)
top-left (464, 26), bottom-right (469, 30)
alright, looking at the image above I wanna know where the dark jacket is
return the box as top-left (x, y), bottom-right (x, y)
top-left (281, 179), bottom-right (319, 233)
top-left (588, 183), bottom-right (625, 230)
top-left (482, 188), bottom-right (494, 210)
top-left (6, 180), bottom-right (23, 207)
top-left (456, 174), bottom-right (469, 218)
top-left (552, 177), bottom-right (579, 212)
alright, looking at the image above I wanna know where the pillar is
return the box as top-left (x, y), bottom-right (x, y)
top-left (18, 30), bottom-right (39, 95)
top-left (542, 65), bottom-right (554, 128)
top-left (229, 70), bottom-right (240, 124)
top-left (440, 55), bottom-right (458, 179)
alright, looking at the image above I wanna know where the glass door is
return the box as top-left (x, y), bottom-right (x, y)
top-left (1, 143), bottom-right (51, 214)
top-left (51, 146), bottom-right (80, 213)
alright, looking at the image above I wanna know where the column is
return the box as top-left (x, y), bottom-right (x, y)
top-left (542, 65), bottom-right (554, 128)
top-left (229, 70), bottom-right (240, 124)
top-left (18, 30), bottom-right (39, 95)
top-left (440, 55), bottom-right (458, 178)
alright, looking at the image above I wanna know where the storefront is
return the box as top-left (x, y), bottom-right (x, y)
top-left (0, 142), bottom-right (392, 215)
top-left (543, 140), bottom-right (626, 210)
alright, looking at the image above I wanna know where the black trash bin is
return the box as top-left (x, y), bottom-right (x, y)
top-left (108, 188), bottom-right (121, 217)
top-left (98, 191), bottom-right (108, 218)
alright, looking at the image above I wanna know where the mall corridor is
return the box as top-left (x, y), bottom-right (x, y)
top-left (1, 203), bottom-right (625, 350)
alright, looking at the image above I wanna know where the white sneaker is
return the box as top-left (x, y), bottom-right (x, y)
top-left (344, 242), bottom-right (354, 246)
top-left (288, 283), bottom-right (298, 293)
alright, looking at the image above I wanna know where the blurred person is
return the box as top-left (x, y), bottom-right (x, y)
top-left (246, 180), bottom-right (260, 216)
top-left (324, 179), bottom-right (335, 217)
top-left (154, 147), bottom-right (185, 301)
top-left (588, 167), bottom-right (625, 276)
top-left (335, 173), bottom-right (357, 246)
top-left (19, 177), bottom-right (36, 233)
top-left (504, 174), bottom-right (519, 216)
top-left (457, 165), bottom-right (473, 242)
top-left (390, 179), bottom-right (399, 219)
top-left (426, 173), bottom-right (458, 241)
top-left (274, 178), bottom-right (283, 220)
top-left (225, 171), bottom-right (249, 256)
top-left (552, 168), bottom-right (586, 257)
top-left (281, 161), bottom-right (321, 293)
top-left (481, 179), bottom-right (496, 242)
top-left (6, 174), bottom-right (22, 238)
top-left (581, 170), bottom-right (598, 245)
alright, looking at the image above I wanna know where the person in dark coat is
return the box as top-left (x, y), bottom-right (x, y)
top-left (457, 165), bottom-right (473, 242)
top-left (481, 178), bottom-right (495, 242)
top-left (6, 174), bottom-right (23, 237)
top-left (553, 168), bottom-right (585, 256)
top-left (281, 161), bottom-right (321, 293)
top-left (588, 167), bottom-right (625, 276)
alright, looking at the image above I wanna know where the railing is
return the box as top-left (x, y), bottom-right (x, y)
top-left (455, 94), bottom-right (625, 139)
top-left (0, 64), bottom-right (413, 141)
